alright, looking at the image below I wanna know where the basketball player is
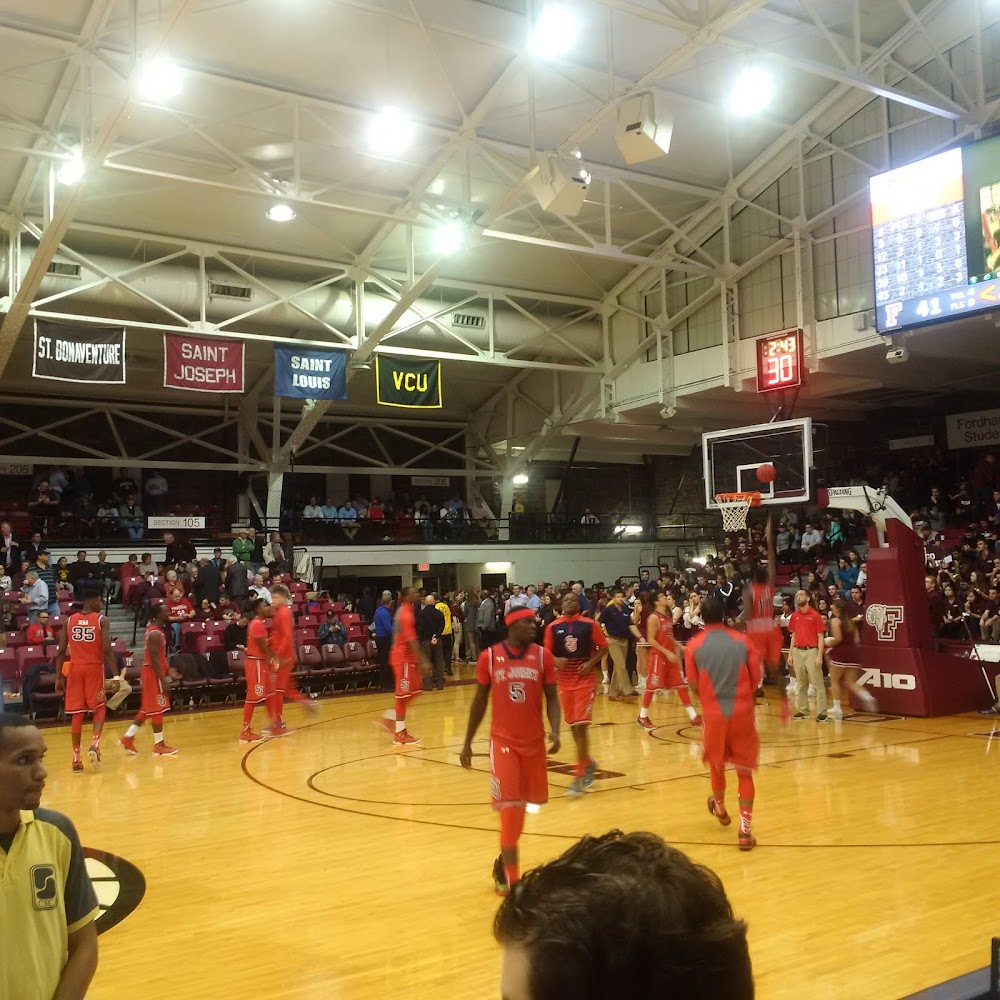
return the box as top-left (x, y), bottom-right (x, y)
top-left (55, 583), bottom-right (118, 773)
top-left (637, 589), bottom-right (702, 731)
top-left (543, 592), bottom-right (608, 795)
top-left (459, 607), bottom-right (561, 895)
top-left (685, 597), bottom-right (762, 851)
top-left (380, 587), bottom-right (432, 746)
top-left (240, 598), bottom-right (282, 744)
top-left (267, 583), bottom-right (315, 736)
top-left (118, 603), bottom-right (178, 756)
top-left (742, 514), bottom-right (790, 724)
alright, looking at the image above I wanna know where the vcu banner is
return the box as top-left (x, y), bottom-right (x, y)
top-left (274, 347), bottom-right (347, 400)
top-left (375, 356), bottom-right (442, 409)
top-left (33, 320), bottom-right (126, 384)
top-left (164, 333), bottom-right (244, 392)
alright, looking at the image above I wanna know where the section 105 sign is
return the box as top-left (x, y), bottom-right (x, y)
top-left (756, 329), bottom-right (803, 394)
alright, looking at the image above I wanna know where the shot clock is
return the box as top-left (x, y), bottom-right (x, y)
top-left (756, 329), bottom-right (803, 394)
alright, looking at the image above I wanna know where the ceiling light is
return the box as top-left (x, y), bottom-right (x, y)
top-left (529, 3), bottom-right (579, 57)
top-left (485, 562), bottom-right (511, 572)
top-left (512, 473), bottom-right (529, 485)
top-left (135, 55), bottom-right (183, 102)
top-left (369, 106), bottom-right (416, 156)
top-left (266, 203), bottom-right (296, 222)
top-left (429, 178), bottom-right (445, 195)
top-left (729, 67), bottom-right (774, 116)
top-left (432, 219), bottom-right (468, 255)
top-left (56, 148), bottom-right (85, 186)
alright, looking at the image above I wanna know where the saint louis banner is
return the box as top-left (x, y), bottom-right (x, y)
top-left (163, 333), bottom-right (244, 392)
top-left (375, 356), bottom-right (442, 409)
top-left (274, 347), bottom-right (347, 400)
top-left (33, 320), bottom-right (126, 384)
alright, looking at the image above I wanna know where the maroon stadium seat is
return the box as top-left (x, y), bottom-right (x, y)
top-left (29, 673), bottom-right (63, 719)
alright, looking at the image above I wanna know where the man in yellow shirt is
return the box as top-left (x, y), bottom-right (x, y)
top-left (0, 715), bottom-right (99, 999)
top-left (435, 593), bottom-right (454, 675)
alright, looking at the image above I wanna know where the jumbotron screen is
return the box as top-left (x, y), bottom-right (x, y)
top-left (869, 134), bottom-right (1000, 334)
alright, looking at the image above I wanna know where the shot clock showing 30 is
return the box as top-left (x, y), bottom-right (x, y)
top-left (756, 330), bottom-right (803, 394)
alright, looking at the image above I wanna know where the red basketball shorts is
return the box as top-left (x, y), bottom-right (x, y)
top-left (393, 659), bottom-right (423, 700)
top-left (490, 738), bottom-right (549, 809)
top-left (746, 627), bottom-right (783, 667)
top-left (139, 666), bottom-right (171, 716)
top-left (274, 661), bottom-right (296, 694)
top-left (64, 665), bottom-right (105, 716)
top-left (558, 674), bottom-right (596, 726)
top-left (701, 711), bottom-right (759, 771)
top-left (647, 648), bottom-right (684, 692)
top-left (245, 657), bottom-right (274, 705)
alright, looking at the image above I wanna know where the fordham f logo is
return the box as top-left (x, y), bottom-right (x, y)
top-left (865, 603), bottom-right (905, 642)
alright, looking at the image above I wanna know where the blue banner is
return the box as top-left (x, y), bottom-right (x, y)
top-left (274, 347), bottom-right (347, 400)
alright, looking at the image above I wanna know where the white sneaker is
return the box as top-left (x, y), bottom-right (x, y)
top-left (786, 679), bottom-right (798, 697)
top-left (827, 708), bottom-right (844, 721)
top-left (808, 684), bottom-right (817, 697)
top-left (857, 690), bottom-right (878, 713)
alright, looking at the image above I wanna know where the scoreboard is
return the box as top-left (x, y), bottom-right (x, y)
top-left (756, 329), bottom-right (803, 394)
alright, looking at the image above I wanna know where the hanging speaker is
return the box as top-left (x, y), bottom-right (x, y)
top-left (615, 91), bottom-right (673, 164)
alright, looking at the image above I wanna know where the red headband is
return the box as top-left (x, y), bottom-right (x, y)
top-left (506, 607), bottom-right (536, 626)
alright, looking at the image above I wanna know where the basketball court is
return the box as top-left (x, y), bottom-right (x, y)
top-left (47, 683), bottom-right (1000, 999)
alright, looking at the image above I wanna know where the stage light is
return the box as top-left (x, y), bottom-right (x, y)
top-left (529, 3), bottom-right (578, 57)
top-left (729, 67), bottom-right (773, 115)
top-left (135, 55), bottom-right (183, 102)
top-left (266, 203), bottom-right (296, 222)
top-left (432, 218), bottom-right (468, 255)
top-left (369, 106), bottom-right (415, 156)
top-left (56, 148), bottom-right (85, 186)
top-left (512, 473), bottom-right (529, 485)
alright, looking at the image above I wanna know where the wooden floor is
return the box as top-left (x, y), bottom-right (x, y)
top-left (40, 673), bottom-right (1000, 999)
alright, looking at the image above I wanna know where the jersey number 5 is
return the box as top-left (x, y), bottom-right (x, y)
top-left (71, 625), bottom-right (96, 642)
top-left (509, 682), bottom-right (526, 703)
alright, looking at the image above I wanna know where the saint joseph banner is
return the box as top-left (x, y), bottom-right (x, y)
top-left (33, 320), bottom-right (126, 384)
top-left (375, 356), bottom-right (442, 409)
top-left (163, 333), bottom-right (244, 392)
top-left (273, 347), bottom-right (347, 400)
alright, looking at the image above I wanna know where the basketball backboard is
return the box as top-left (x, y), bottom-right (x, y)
top-left (702, 417), bottom-right (813, 510)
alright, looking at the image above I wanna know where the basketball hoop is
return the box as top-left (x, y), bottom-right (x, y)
top-left (714, 492), bottom-right (761, 534)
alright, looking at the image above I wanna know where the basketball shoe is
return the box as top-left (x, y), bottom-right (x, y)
top-left (152, 742), bottom-right (179, 756)
top-left (118, 735), bottom-right (139, 755)
top-left (492, 855), bottom-right (509, 896)
top-left (707, 796), bottom-right (732, 827)
top-left (636, 716), bottom-right (655, 731)
top-left (393, 730), bottom-right (420, 746)
top-left (88, 743), bottom-right (101, 768)
top-left (239, 727), bottom-right (264, 744)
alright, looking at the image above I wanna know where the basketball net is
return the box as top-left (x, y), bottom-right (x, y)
top-left (715, 492), bottom-right (761, 533)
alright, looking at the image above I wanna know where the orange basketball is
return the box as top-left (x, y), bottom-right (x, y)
top-left (757, 463), bottom-right (776, 484)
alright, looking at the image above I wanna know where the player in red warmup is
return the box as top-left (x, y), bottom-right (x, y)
top-left (742, 514), bottom-right (790, 724)
top-left (460, 607), bottom-right (561, 895)
top-left (637, 589), bottom-right (701, 731)
top-left (685, 597), bottom-right (762, 851)
top-left (240, 598), bottom-right (283, 744)
top-left (381, 587), bottom-right (432, 746)
top-left (118, 603), bottom-right (178, 756)
top-left (544, 593), bottom-right (608, 795)
top-left (267, 583), bottom-right (315, 737)
top-left (55, 582), bottom-right (119, 773)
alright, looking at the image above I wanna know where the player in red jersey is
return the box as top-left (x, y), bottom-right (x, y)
top-left (240, 598), bottom-right (283, 744)
top-left (55, 583), bottom-right (119, 772)
top-left (685, 597), bottom-right (762, 851)
top-left (460, 608), bottom-right (561, 895)
top-left (741, 514), bottom-right (789, 724)
top-left (380, 587), bottom-right (432, 746)
top-left (637, 590), bottom-right (702, 731)
top-left (267, 583), bottom-right (315, 737)
top-left (118, 603), bottom-right (178, 756)
top-left (543, 593), bottom-right (608, 795)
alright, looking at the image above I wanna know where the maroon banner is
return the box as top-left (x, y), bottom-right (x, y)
top-left (163, 333), bottom-right (244, 392)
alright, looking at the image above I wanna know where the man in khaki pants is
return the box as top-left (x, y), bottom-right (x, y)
top-left (598, 587), bottom-right (636, 700)
top-left (787, 590), bottom-right (828, 722)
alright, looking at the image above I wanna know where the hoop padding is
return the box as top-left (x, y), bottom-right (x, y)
top-left (715, 492), bottom-right (761, 533)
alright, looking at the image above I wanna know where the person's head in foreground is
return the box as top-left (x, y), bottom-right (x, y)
top-left (494, 830), bottom-right (753, 1000)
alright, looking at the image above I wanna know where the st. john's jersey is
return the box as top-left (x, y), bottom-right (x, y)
top-left (67, 613), bottom-right (104, 674)
top-left (544, 614), bottom-right (607, 678)
top-left (646, 611), bottom-right (676, 668)
top-left (247, 617), bottom-right (269, 660)
top-left (271, 604), bottom-right (294, 661)
top-left (390, 602), bottom-right (417, 668)
top-left (744, 581), bottom-right (776, 633)
top-left (478, 642), bottom-right (556, 751)
top-left (143, 622), bottom-right (168, 673)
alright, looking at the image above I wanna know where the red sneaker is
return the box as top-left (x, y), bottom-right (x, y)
top-left (264, 724), bottom-right (293, 738)
top-left (72, 753), bottom-right (83, 773)
top-left (393, 730), bottom-right (421, 746)
top-left (738, 831), bottom-right (757, 852)
top-left (239, 728), bottom-right (264, 744)
top-left (707, 796), bottom-right (732, 827)
top-left (118, 736), bottom-right (139, 756)
top-left (636, 716), bottom-right (655, 731)
top-left (152, 742), bottom-right (179, 756)
top-left (691, 714), bottom-right (703, 726)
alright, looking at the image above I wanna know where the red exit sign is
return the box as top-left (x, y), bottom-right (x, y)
top-left (756, 329), bottom-right (803, 393)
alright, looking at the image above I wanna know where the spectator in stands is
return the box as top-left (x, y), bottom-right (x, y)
top-left (418, 593), bottom-right (446, 690)
top-left (714, 573), bottom-right (739, 623)
top-left (163, 531), bottom-right (196, 567)
top-left (0, 522), bottom-right (19, 574)
top-left (223, 609), bottom-right (248, 652)
top-left (119, 495), bottom-right (144, 540)
top-left (232, 529), bottom-right (253, 564)
top-left (96, 500), bottom-right (119, 537)
top-left (144, 470), bottom-right (168, 514)
top-left (67, 552), bottom-right (93, 586)
top-left (373, 591), bottom-right (394, 691)
top-left (92, 551), bottom-right (116, 598)
top-left (981, 586), bottom-right (1000, 643)
top-left (684, 591), bottom-right (704, 630)
top-left (320, 497), bottom-right (338, 522)
top-left (571, 581), bottom-right (590, 616)
top-left (27, 480), bottom-right (60, 532)
top-left (136, 571), bottom-right (165, 614)
top-left (318, 612), bottom-right (345, 646)
top-left (33, 552), bottom-right (58, 615)
top-left (925, 574), bottom-right (948, 636)
top-left (0, 568), bottom-right (11, 593)
top-left (477, 589), bottom-right (497, 651)
top-left (972, 453), bottom-right (998, 514)
top-left (216, 594), bottom-right (239, 621)
top-left (836, 557), bottom-right (858, 596)
top-left (264, 532), bottom-right (287, 574)
top-left (800, 522), bottom-right (824, 559)
top-left (940, 583), bottom-right (968, 639)
top-left (21, 532), bottom-right (43, 566)
top-left (113, 468), bottom-right (138, 502)
top-left (25, 611), bottom-right (55, 645)
top-left (338, 501), bottom-right (359, 541)
top-left (166, 587), bottom-right (195, 650)
top-left (246, 527), bottom-right (264, 570)
top-left (54, 557), bottom-right (73, 594)
top-left (505, 585), bottom-right (530, 615)
top-left (303, 496), bottom-right (323, 520)
top-left (44, 466), bottom-right (67, 497)
top-left (138, 554), bottom-right (158, 577)
top-left (580, 508), bottom-right (599, 526)
top-left (76, 495), bottom-right (98, 537)
top-left (926, 487), bottom-right (948, 531)
top-left (19, 571), bottom-right (48, 624)
top-left (225, 560), bottom-right (250, 603)
top-left (250, 574), bottom-right (271, 603)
